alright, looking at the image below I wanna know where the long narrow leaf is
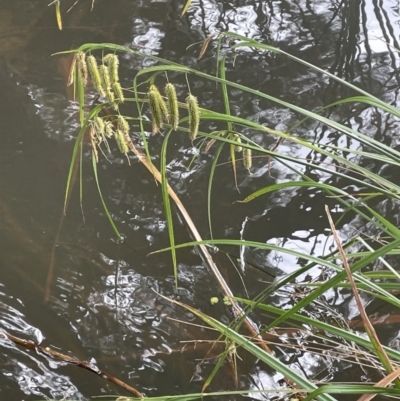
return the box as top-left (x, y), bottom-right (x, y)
top-left (237, 298), bottom-right (400, 362)
top-left (91, 154), bottom-right (121, 238)
top-left (152, 238), bottom-right (400, 308)
top-left (160, 129), bottom-right (178, 287)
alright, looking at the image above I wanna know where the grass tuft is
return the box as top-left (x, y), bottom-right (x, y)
top-left (57, 37), bottom-right (400, 401)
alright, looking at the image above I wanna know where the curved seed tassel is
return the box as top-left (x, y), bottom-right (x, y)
top-left (87, 55), bottom-right (106, 98)
top-left (104, 121), bottom-right (114, 138)
top-left (244, 148), bottom-right (252, 170)
top-left (148, 85), bottom-right (165, 135)
top-left (115, 129), bottom-right (129, 154)
top-left (117, 115), bottom-right (130, 134)
top-left (99, 65), bottom-right (116, 108)
top-left (103, 54), bottom-right (124, 103)
top-left (89, 126), bottom-right (99, 163)
top-left (123, 132), bottom-right (133, 151)
top-left (156, 87), bottom-right (169, 123)
top-left (234, 134), bottom-right (242, 152)
top-left (99, 65), bottom-right (111, 91)
top-left (103, 54), bottom-right (119, 84)
top-left (165, 83), bottom-right (179, 130)
top-left (76, 51), bottom-right (88, 86)
top-left (67, 54), bottom-right (77, 87)
top-left (94, 116), bottom-right (105, 136)
top-left (186, 94), bottom-right (200, 141)
top-left (113, 82), bottom-right (124, 103)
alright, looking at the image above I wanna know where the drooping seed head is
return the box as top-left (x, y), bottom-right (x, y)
top-left (115, 129), bottom-right (129, 154)
top-left (89, 120), bottom-right (101, 144)
top-left (186, 94), bottom-right (200, 141)
top-left (104, 121), bottom-right (114, 138)
top-left (99, 64), bottom-right (111, 90)
top-left (244, 148), bottom-right (252, 170)
top-left (89, 126), bottom-right (99, 163)
top-left (110, 93), bottom-right (118, 110)
top-left (123, 132), bottom-right (133, 151)
top-left (148, 85), bottom-right (165, 135)
top-left (234, 134), bottom-right (242, 152)
top-left (113, 81), bottom-right (124, 103)
top-left (76, 51), bottom-right (88, 86)
top-left (94, 116), bottom-right (105, 136)
top-left (165, 83), bottom-right (179, 130)
top-left (67, 54), bottom-right (77, 87)
top-left (87, 55), bottom-right (106, 98)
top-left (117, 115), bottom-right (130, 134)
top-left (103, 54), bottom-right (123, 104)
top-left (155, 86), bottom-right (169, 123)
top-left (100, 65), bottom-right (118, 109)
top-left (103, 54), bottom-right (120, 85)
top-left (99, 65), bottom-right (111, 93)
top-left (102, 54), bottom-right (113, 64)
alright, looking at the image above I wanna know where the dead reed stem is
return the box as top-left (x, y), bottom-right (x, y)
top-left (0, 330), bottom-right (143, 397)
top-left (124, 126), bottom-right (273, 354)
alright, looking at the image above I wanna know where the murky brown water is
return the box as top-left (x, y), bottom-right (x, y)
top-left (1, 0), bottom-right (400, 399)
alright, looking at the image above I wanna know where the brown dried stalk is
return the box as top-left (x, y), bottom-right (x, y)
top-left (357, 368), bottom-right (400, 401)
top-left (0, 330), bottom-right (143, 397)
top-left (325, 205), bottom-right (396, 381)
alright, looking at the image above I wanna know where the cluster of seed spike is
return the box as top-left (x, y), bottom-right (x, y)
top-left (147, 83), bottom-right (200, 141)
top-left (69, 52), bottom-right (124, 111)
top-left (82, 70), bottom-right (252, 172)
top-left (89, 114), bottom-right (132, 162)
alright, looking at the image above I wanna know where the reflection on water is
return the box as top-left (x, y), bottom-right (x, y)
top-left (1, 0), bottom-right (400, 399)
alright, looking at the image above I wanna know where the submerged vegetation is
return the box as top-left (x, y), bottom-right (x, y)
top-left (42, 30), bottom-right (400, 400)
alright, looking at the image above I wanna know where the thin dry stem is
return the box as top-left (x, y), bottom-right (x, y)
top-left (0, 330), bottom-right (143, 397)
top-left (325, 205), bottom-right (395, 376)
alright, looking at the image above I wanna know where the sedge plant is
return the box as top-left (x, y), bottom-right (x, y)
top-left (54, 32), bottom-right (400, 400)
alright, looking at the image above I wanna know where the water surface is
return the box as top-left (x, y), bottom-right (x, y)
top-left (1, 0), bottom-right (400, 399)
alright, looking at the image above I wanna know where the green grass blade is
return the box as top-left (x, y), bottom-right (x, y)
top-left (219, 55), bottom-right (239, 187)
top-left (224, 32), bottom-right (400, 116)
top-left (201, 344), bottom-right (230, 392)
top-left (63, 124), bottom-right (86, 214)
top-left (238, 181), bottom-right (350, 203)
top-left (208, 142), bottom-right (224, 239)
top-left (266, 236), bottom-right (400, 330)
top-left (160, 129), bottom-right (178, 288)
top-left (304, 384), bottom-right (400, 401)
top-left (237, 297), bottom-right (400, 361)
top-left (91, 153), bottom-right (121, 238)
top-left (132, 64), bottom-right (400, 170)
top-left (152, 238), bottom-right (400, 308)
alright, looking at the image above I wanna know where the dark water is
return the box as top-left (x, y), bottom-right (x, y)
top-left (1, 0), bottom-right (400, 399)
